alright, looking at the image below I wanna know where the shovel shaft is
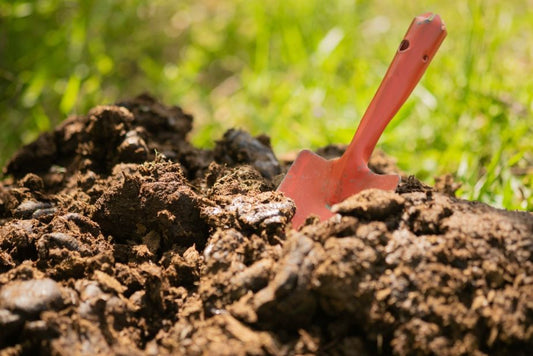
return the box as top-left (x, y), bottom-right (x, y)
top-left (341, 13), bottom-right (447, 166)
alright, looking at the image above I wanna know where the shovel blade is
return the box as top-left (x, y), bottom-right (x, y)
top-left (277, 150), bottom-right (335, 227)
top-left (278, 150), bottom-right (401, 228)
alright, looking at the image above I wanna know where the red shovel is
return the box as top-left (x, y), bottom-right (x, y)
top-left (278, 13), bottom-right (447, 228)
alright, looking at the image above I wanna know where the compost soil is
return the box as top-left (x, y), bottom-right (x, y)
top-left (0, 94), bottom-right (531, 355)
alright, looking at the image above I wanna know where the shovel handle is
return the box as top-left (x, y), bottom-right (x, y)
top-left (342, 13), bottom-right (447, 166)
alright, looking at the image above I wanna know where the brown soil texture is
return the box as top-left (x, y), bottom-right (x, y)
top-left (1, 94), bottom-right (532, 355)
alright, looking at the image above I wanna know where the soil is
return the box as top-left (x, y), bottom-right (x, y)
top-left (0, 94), bottom-right (532, 355)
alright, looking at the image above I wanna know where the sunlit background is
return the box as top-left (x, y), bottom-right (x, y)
top-left (1, 0), bottom-right (532, 209)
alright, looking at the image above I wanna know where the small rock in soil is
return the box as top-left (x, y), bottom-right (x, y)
top-left (0, 278), bottom-right (64, 316)
top-left (14, 200), bottom-right (53, 219)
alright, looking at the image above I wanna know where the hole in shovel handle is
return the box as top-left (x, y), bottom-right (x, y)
top-left (398, 39), bottom-right (409, 52)
top-left (422, 54), bottom-right (429, 62)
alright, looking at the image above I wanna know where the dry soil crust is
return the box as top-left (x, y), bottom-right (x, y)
top-left (0, 95), bottom-right (532, 355)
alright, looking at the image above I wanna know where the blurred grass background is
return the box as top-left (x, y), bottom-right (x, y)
top-left (1, 0), bottom-right (532, 210)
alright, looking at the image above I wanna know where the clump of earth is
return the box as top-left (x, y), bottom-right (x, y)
top-left (1, 94), bottom-right (531, 355)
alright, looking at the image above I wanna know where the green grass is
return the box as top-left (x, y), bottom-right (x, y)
top-left (1, 0), bottom-right (532, 210)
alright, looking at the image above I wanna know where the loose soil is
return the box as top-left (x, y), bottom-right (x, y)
top-left (1, 94), bottom-right (532, 355)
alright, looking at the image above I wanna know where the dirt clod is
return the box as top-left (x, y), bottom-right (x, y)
top-left (1, 95), bottom-right (532, 355)
top-left (332, 188), bottom-right (406, 220)
top-left (214, 129), bottom-right (281, 180)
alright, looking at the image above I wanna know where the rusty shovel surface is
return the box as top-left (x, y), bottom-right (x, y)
top-left (278, 13), bottom-right (447, 228)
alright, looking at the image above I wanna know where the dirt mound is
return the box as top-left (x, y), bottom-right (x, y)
top-left (1, 95), bottom-right (532, 355)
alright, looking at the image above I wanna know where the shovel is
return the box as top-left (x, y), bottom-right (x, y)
top-left (278, 13), bottom-right (447, 228)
